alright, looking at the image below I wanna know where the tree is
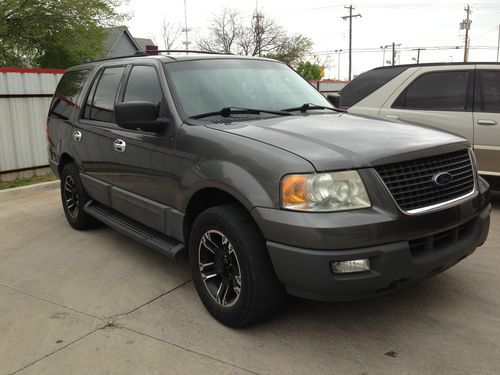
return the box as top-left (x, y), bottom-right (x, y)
top-left (0, 0), bottom-right (126, 68)
top-left (296, 61), bottom-right (324, 80)
top-left (162, 19), bottom-right (182, 50)
top-left (197, 8), bottom-right (312, 68)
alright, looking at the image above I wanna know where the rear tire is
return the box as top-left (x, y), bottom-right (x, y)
top-left (189, 204), bottom-right (285, 327)
top-left (60, 163), bottom-right (99, 230)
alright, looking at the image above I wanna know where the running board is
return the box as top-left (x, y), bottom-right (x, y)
top-left (84, 201), bottom-right (186, 261)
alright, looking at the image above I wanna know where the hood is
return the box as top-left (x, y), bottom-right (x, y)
top-left (206, 113), bottom-right (469, 171)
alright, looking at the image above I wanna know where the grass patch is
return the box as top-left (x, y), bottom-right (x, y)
top-left (0, 174), bottom-right (57, 190)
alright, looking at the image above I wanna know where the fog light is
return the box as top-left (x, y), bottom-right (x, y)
top-left (331, 259), bottom-right (370, 274)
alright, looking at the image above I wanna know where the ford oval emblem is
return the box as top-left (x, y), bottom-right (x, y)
top-left (433, 172), bottom-right (453, 186)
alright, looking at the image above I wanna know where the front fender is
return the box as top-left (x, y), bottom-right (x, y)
top-left (179, 159), bottom-right (275, 211)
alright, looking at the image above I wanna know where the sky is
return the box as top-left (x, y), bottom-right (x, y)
top-left (120, 0), bottom-right (500, 79)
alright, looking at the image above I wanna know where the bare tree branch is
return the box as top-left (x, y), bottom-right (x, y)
top-left (162, 18), bottom-right (181, 50)
top-left (196, 8), bottom-right (312, 67)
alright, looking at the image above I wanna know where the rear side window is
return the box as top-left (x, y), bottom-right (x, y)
top-left (123, 65), bottom-right (163, 105)
top-left (84, 66), bottom-right (125, 123)
top-left (339, 66), bottom-right (408, 107)
top-left (393, 71), bottom-right (469, 111)
top-left (49, 70), bottom-right (89, 120)
top-left (479, 70), bottom-right (500, 113)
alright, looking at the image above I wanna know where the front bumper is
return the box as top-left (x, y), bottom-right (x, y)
top-left (252, 175), bottom-right (491, 301)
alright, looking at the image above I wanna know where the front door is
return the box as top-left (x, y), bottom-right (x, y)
top-left (473, 67), bottom-right (500, 175)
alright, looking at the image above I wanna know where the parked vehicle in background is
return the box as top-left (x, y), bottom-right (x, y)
top-left (336, 63), bottom-right (500, 187)
top-left (47, 53), bottom-right (490, 327)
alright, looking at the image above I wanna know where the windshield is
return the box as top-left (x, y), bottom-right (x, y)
top-left (164, 59), bottom-right (331, 118)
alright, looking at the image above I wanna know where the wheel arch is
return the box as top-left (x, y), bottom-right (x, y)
top-left (183, 187), bottom-right (260, 245)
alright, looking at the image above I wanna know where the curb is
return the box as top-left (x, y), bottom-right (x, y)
top-left (0, 180), bottom-right (59, 199)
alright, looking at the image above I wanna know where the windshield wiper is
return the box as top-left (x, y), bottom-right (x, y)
top-left (190, 106), bottom-right (292, 119)
top-left (281, 103), bottom-right (346, 113)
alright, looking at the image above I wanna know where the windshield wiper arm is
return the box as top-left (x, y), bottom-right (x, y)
top-left (281, 103), bottom-right (346, 113)
top-left (190, 106), bottom-right (292, 119)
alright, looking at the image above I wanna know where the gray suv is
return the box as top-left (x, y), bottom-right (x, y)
top-left (47, 52), bottom-right (491, 327)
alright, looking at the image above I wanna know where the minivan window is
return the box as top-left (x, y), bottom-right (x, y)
top-left (394, 70), bottom-right (469, 111)
top-left (123, 65), bottom-right (163, 105)
top-left (85, 66), bottom-right (125, 122)
top-left (480, 70), bottom-right (500, 113)
top-left (339, 66), bottom-right (408, 108)
top-left (49, 70), bottom-right (89, 120)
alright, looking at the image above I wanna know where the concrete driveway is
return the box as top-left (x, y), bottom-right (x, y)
top-left (0, 185), bottom-right (499, 375)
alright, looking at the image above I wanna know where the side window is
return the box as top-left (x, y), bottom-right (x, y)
top-left (49, 70), bottom-right (89, 120)
top-left (84, 66), bottom-right (125, 123)
top-left (393, 71), bottom-right (469, 111)
top-left (123, 65), bottom-right (163, 105)
top-left (480, 70), bottom-right (500, 113)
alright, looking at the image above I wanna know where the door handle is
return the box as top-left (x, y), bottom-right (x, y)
top-left (113, 139), bottom-right (126, 152)
top-left (477, 119), bottom-right (497, 126)
top-left (72, 130), bottom-right (82, 142)
top-left (385, 114), bottom-right (400, 120)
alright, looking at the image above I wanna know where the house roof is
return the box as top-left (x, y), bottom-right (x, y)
top-left (134, 38), bottom-right (156, 50)
top-left (103, 26), bottom-right (156, 56)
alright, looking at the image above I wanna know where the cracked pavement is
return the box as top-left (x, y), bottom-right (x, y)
top-left (0, 187), bottom-right (499, 374)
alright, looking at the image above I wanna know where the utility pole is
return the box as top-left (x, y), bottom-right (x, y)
top-left (391, 42), bottom-right (401, 65)
top-left (335, 49), bottom-right (343, 79)
top-left (411, 48), bottom-right (425, 64)
top-left (497, 24), bottom-right (500, 62)
top-left (342, 5), bottom-right (361, 81)
top-left (253, 12), bottom-right (264, 56)
top-left (182, 0), bottom-right (190, 52)
top-left (461, 5), bottom-right (472, 62)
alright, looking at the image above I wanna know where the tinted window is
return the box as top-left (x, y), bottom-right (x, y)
top-left (49, 70), bottom-right (89, 120)
top-left (339, 66), bottom-right (408, 107)
top-left (165, 59), bottom-right (330, 117)
top-left (480, 70), bottom-right (500, 113)
top-left (395, 71), bottom-right (469, 111)
top-left (85, 66), bottom-right (125, 122)
top-left (123, 66), bottom-right (163, 105)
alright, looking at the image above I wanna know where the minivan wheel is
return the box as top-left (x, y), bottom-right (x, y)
top-left (189, 204), bottom-right (285, 327)
top-left (60, 163), bottom-right (99, 230)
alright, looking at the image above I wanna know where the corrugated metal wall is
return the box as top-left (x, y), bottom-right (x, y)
top-left (310, 79), bottom-right (349, 95)
top-left (0, 68), bottom-right (63, 174)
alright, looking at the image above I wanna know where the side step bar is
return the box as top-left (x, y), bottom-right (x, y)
top-left (84, 201), bottom-right (186, 261)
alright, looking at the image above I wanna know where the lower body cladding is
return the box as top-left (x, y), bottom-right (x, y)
top-left (253, 185), bottom-right (491, 302)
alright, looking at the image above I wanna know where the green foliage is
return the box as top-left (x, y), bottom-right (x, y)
top-left (0, 0), bottom-right (126, 68)
top-left (296, 61), bottom-right (324, 80)
top-left (265, 35), bottom-right (313, 68)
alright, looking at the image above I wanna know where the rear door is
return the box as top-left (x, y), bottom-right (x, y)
top-left (473, 67), bottom-right (500, 175)
top-left (378, 66), bottom-right (475, 142)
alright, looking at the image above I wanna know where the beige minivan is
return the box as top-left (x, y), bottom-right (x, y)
top-left (337, 63), bottom-right (499, 186)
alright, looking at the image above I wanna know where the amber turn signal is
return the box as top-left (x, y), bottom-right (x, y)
top-left (281, 174), bottom-right (308, 205)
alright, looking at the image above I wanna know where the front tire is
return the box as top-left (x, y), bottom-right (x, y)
top-left (189, 205), bottom-right (285, 327)
top-left (60, 163), bottom-right (99, 230)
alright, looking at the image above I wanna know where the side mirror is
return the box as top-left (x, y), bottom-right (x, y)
top-left (115, 101), bottom-right (168, 133)
top-left (327, 93), bottom-right (341, 108)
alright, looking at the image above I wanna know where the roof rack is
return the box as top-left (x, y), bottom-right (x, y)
top-left (82, 49), bottom-right (228, 65)
top-left (149, 49), bottom-right (230, 55)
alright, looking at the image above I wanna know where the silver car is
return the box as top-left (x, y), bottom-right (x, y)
top-left (337, 63), bottom-right (500, 186)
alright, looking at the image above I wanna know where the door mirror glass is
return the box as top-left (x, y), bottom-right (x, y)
top-left (115, 101), bottom-right (167, 132)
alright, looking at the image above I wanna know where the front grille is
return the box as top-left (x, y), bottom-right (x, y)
top-left (375, 150), bottom-right (475, 212)
top-left (409, 219), bottom-right (476, 257)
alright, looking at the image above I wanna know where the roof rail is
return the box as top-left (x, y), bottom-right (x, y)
top-left (83, 51), bottom-right (150, 64)
top-left (150, 49), bottom-right (230, 55)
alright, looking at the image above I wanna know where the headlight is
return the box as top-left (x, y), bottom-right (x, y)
top-left (281, 171), bottom-right (371, 212)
